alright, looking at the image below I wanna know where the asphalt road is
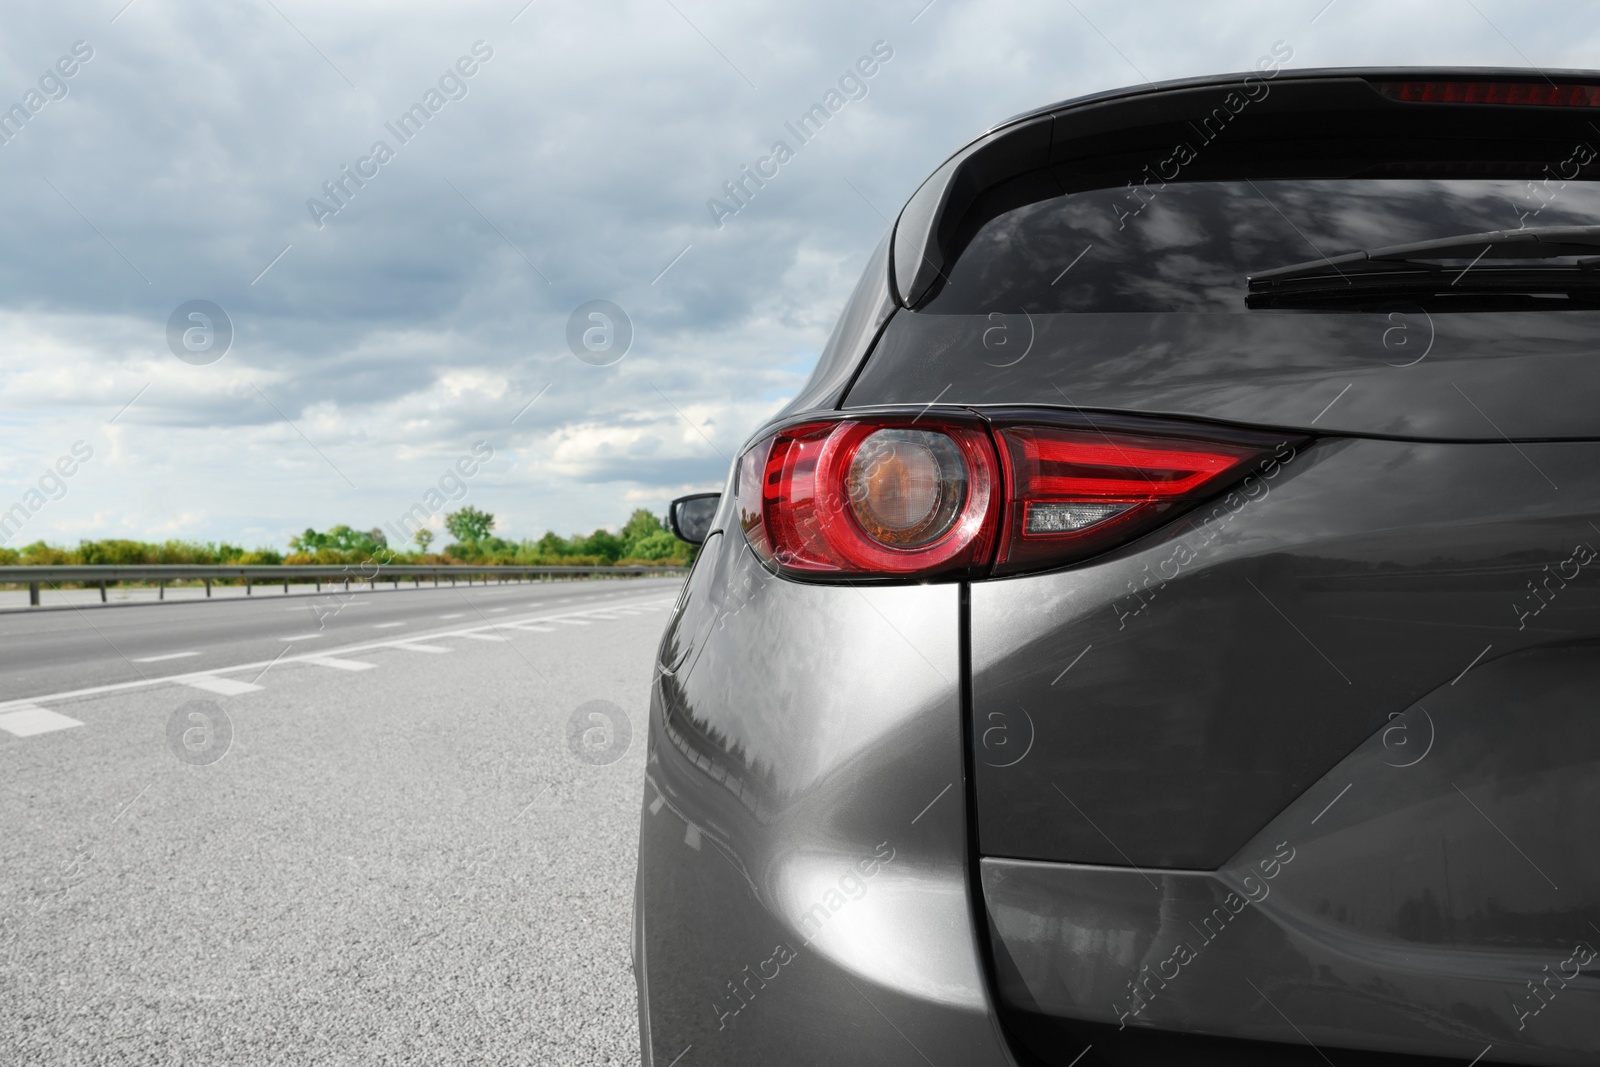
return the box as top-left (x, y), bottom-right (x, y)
top-left (0, 576), bottom-right (682, 1065)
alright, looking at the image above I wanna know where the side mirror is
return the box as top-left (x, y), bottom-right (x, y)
top-left (668, 493), bottom-right (720, 545)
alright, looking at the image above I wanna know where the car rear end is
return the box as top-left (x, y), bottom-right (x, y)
top-left (636, 68), bottom-right (1600, 1066)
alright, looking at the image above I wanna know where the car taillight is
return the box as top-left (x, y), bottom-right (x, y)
top-left (737, 418), bottom-right (999, 578)
top-left (990, 424), bottom-right (1261, 576)
top-left (1374, 80), bottom-right (1600, 107)
top-left (736, 412), bottom-right (1286, 581)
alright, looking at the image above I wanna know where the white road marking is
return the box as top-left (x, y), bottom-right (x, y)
top-left (0, 706), bottom-right (83, 737)
top-left (489, 607), bottom-right (508, 612)
top-left (132, 651), bottom-right (201, 663)
top-left (512, 624), bottom-right (556, 633)
top-left (456, 633), bottom-right (509, 642)
top-left (555, 618), bottom-right (592, 626)
top-left (305, 657), bottom-right (378, 672)
top-left (439, 614), bottom-right (465, 619)
top-left (278, 633), bottom-right (325, 642)
top-left (374, 622), bottom-right (405, 629)
top-left (393, 644), bottom-right (452, 654)
top-left (0, 594), bottom-right (679, 713)
top-left (180, 677), bottom-right (264, 696)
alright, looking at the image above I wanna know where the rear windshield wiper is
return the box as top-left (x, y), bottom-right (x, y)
top-left (1246, 226), bottom-right (1600, 309)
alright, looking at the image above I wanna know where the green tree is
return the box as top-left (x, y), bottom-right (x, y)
top-left (445, 506), bottom-right (495, 543)
top-left (533, 532), bottom-right (569, 559)
top-left (78, 539), bottom-right (156, 565)
top-left (574, 528), bottom-right (624, 562)
top-left (615, 509), bottom-right (690, 562)
top-left (290, 524), bottom-right (387, 554)
top-left (19, 541), bottom-right (72, 565)
top-left (619, 508), bottom-right (662, 550)
top-left (625, 528), bottom-right (683, 560)
top-left (0, 507), bottom-right (701, 575)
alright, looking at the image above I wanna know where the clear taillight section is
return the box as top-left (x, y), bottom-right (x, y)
top-left (737, 412), bottom-right (1282, 580)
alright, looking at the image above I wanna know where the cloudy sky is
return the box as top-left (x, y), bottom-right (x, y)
top-left (0, 0), bottom-right (1592, 549)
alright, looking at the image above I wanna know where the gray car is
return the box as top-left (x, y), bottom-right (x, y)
top-left (635, 67), bottom-right (1600, 1066)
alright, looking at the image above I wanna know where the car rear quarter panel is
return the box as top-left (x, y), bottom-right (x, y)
top-left (636, 523), bottom-right (1018, 1066)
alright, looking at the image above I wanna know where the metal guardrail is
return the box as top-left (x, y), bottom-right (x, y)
top-left (0, 564), bottom-right (688, 606)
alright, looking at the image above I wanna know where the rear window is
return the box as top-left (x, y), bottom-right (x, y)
top-left (922, 178), bottom-right (1600, 314)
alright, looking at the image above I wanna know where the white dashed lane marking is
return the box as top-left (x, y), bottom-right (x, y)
top-left (0, 706), bottom-right (83, 737)
top-left (0, 595), bottom-right (677, 738)
top-left (279, 634), bottom-right (324, 642)
top-left (179, 677), bottom-right (264, 696)
top-left (439, 614), bottom-right (465, 620)
top-left (306, 657), bottom-right (378, 672)
top-left (374, 622), bottom-right (405, 629)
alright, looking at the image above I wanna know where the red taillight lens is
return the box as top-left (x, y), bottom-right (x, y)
top-left (1374, 80), bottom-right (1600, 107)
top-left (992, 425), bottom-right (1261, 575)
top-left (737, 418), bottom-right (998, 578)
top-left (737, 413), bottom-right (1285, 581)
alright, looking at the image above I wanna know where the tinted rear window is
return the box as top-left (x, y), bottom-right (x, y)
top-left (922, 178), bottom-right (1600, 314)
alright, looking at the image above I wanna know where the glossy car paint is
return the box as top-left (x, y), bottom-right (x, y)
top-left (637, 67), bottom-right (1600, 1067)
top-left (967, 436), bottom-right (1600, 868)
top-left (986, 638), bottom-right (1600, 1065)
top-left (970, 439), bottom-right (1600, 1063)
top-left (636, 519), bottom-right (1017, 1066)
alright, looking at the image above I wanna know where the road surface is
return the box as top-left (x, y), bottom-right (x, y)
top-left (0, 576), bottom-right (681, 1065)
